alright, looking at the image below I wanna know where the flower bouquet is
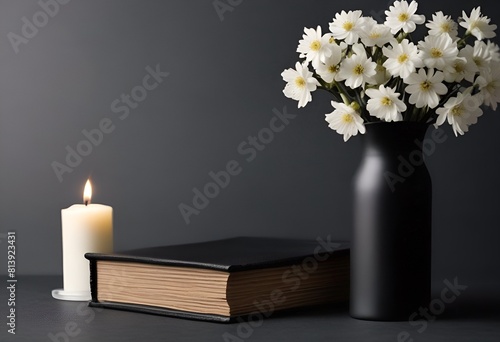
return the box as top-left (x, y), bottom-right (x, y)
top-left (281, 1), bottom-right (499, 321)
top-left (281, 1), bottom-right (499, 141)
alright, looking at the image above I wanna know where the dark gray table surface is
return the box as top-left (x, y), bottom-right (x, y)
top-left (1, 276), bottom-right (499, 342)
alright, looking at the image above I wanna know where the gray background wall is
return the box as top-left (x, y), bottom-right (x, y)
top-left (0, 0), bottom-right (498, 285)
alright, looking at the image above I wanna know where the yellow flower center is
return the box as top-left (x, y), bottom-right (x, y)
top-left (441, 22), bottom-right (451, 33)
top-left (451, 105), bottom-right (463, 116)
top-left (295, 77), bottom-right (306, 88)
top-left (370, 32), bottom-right (381, 39)
top-left (454, 62), bottom-right (465, 73)
top-left (420, 81), bottom-right (432, 91)
top-left (398, 54), bottom-right (409, 63)
top-left (342, 113), bottom-right (354, 123)
top-left (328, 65), bottom-right (339, 73)
top-left (354, 64), bottom-right (365, 75)
top-left (343, 21), bottom-right (354, 31)
top-left (487, 82), bottom-right (497, 92)
top-left (310, 40), bottom-right (321, 51)
top-left (431, 48), bottom-right (443, 58)
top-left (329, 36), bottom-right (335, 44)
top-left (398, 13), bottom-right (409, 22)
top-left (381, 97), bottom-right (393, 106)
top-left (474, 57), bottom-right (483, 67)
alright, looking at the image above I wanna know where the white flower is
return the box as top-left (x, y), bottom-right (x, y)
top-left (360, 19), bottom-right (395, 47)
top-left (426, 11), bottom-right (458, 39)
top-left (472, 40), bottom-right (492, 74)
top-left (329, 10), bottom-right (366, 44)
top-left (405, 68), bottom-right (448, 108)
top-left (281, 62), bottom-right (320, 108)
top-left (337, 44), bottom-right (377, 89)
top-left (418, 34), bottom-right (459, 72)
top-left (444, 45), bottom-right (479, 83)
top-left (476, 62), bottom-right (500, 110)
top-left (366, 85), bottom-right (407, 122)
top-left (460, 7), bottom-right (497, 40)
top-left (384, 0), bottom-right (425, 34)
top-left (443, 59), bottom-right (473, 84)
top-left (297, 26), bottom-right (333, 68)
top-left (436, 93), bottom-right (483, 136)
top-left (486, 40), bottom-right (500, 62)
top-left (383, 39), bottom-right (422, 79)
top-left (315, 44), bottom-right (343, 83)
top-left (325, 101), bottom-right (366, 142)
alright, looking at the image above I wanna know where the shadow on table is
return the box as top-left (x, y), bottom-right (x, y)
top-left (438, 294), bottom-right (500, 321)
top-left (253, 292), bottom-right (500, 323)
top-left (236, 301), bottom-right (350, 323)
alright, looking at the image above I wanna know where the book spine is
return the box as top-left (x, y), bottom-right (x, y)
top-left (88, 258), bottom-right (98, 301)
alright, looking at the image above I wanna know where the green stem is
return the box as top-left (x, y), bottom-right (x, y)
top-left (355, 89), bottom-right (366, 109)
top-left (396, 31), bottom-right (408, 43)
top-left (317, 86), bottom-right (342, 102)
top-left (457, 33), bottom-right (473, 49)
top-left (394, 77), bottom-right (404, 94)
top-left (334, 81), bottom-right (354, 105)
top-left (417, 106), bottom-right (428, 123)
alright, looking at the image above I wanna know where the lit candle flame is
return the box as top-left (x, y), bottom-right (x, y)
top-left (83, 179), bottom-right (92, 206)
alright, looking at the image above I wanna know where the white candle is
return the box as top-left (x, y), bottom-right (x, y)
top-left (59, 180), bottom-right (113, 295)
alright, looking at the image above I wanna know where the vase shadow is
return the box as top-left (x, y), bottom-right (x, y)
top-left (436, 293), bottom-right (500, 321)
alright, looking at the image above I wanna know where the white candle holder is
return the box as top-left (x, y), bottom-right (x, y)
top-left (51, 289), bottom-right (92, 301)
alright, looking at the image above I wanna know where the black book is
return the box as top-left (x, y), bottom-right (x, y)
top-left (85, 236), bottom-right (349, 323)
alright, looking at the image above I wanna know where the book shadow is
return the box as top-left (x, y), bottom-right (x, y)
top-left (237, 301), bottom-right (350, 322)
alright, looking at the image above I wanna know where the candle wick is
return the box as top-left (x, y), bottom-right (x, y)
top-left (84, 200), bottom-right (89, 206)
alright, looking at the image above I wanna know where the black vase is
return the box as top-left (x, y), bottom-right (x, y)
top-left (350, 121), bottom-right (432, 321)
